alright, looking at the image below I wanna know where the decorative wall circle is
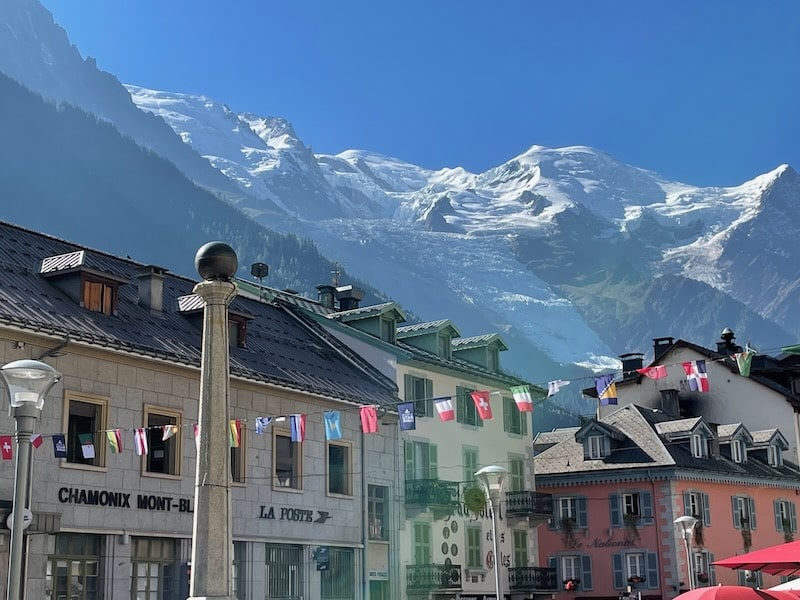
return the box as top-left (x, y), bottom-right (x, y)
top-left (450, 521), bottom-right (459, 533)
top-left (442, 527), bottom-right (450, 539)
top-left (441, 542), bottom-right (449, 555)
top-left (451, 544), bottom-right (458, 556)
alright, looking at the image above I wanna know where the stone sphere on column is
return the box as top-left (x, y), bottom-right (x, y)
top-left (195, 242), bottom-right (238, 281)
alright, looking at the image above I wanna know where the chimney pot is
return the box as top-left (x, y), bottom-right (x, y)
top-left (136, 265), bottom-right (167, 314)
top-left (316, 284), bottom-right (336, 310)
top-left (335, 285), bottom-right (365, 311)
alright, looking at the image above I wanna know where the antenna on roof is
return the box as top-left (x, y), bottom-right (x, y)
top-left (250, 262), bottom-right (269, 299)
top-left (331, 262), bottom-right (341, 286)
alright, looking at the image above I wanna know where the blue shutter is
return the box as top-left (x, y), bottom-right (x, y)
top-left (577, 496), bottom-right (588, 529)
top-left (405, 441), bottom-right (414, 481)
top-left (776, 500), bottom-right (783, 531)
top-left (424, 379), bottom-right (433, 417)
top-left (549, 555), bottom-right (558, 580)
top-left (456, 386), bottom-right (465, 423)
top-left (709, 552), bottom-right (716, 584)
top-left (610, 494), bottom-right (620, 527)
top-left (503, 397), bottom-right (512, 433)
top-left (732, 496), bottom-right (740, 528)
top-left (703, 493), bottom-right (711, 525)
top-left (522, 405), bottom-right (529, 436)
top-left (612, 553), bottom-right (624, 589)
top-left (647, 552), bottom-right (658, 589)
top-left (683, 491), bottom-right (691, 515)
top-left (749, 497), bottom-right (757, 529)
top-left (791, 502), bottom-right (797, 532)
top-left (642, 491), bottom-right (654, 524)
top-left (581, 554), bottom-right (593, 590)
top-left (548, 498), bottom-right (559, 530)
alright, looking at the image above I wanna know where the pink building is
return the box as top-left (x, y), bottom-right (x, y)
top-left (534, 403), bottom-right (800, 600)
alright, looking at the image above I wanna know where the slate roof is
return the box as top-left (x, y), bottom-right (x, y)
top-left (534, 404), bottom-right (800, 483)
top-left (0, 220), bottom-right (398, 407)
top-left (452, 333), bottom-right (508, 352)
top-left (397, 319), bottom-right (460, 337)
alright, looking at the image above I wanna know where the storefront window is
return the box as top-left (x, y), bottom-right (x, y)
top-left (46, 533), bottom-right (103, 600)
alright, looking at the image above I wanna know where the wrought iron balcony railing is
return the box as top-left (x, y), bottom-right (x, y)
top-left (505, 490), bottom-right (554, 520)
top-left (406, 563), bottom-right (462, 590)
top-left (405, 478), bottom-right (461, 508)
top-left (508, 566), bottom-right (558, 592)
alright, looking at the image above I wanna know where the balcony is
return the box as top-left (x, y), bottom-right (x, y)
top-left (406, 563), bottom-right (462, 591)
top-left (405, 479), bottom-right (461, 517)
top-left (505, 490), bottom-right (553, 525)
top-left (508, 566), bottom-right (558, 592)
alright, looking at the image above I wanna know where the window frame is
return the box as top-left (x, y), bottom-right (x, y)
top-left (368, 485), bottom-right (388, 541)
top-left (691, 433), bottom-right (707, 458)
top-left (587, 435), bottom-right (605, 459)
top-left (326, 440), bottom-right (353, 497)
top-left (130, 537), bottom-right (177, 600)
top-left (513, 529), bottom-right (528, 567)
top-left (62, 391), bottom-right (108, 470)
top-left (622, 493), bottom-right (641, 517)
top-left (405, 374), bottom-right (433, 418)
top-left (273, 429), bottom-right (303, 491)
top-left (80, 275), bottom-right (118, 315)
top-left (625, 552), bottom-right (646, 578)
top-left (561, 555), bottom-right (580, 580)
top-left (731, 438), bottom-right (745, 463)
top-left (463, 446), bottom-right (479, 486)
top-left (466, 525), bottom-right (483, 568)
top-left (503, 396), bottom-right (528, 436)
top-left (457, 386), bottom-right (482, 427)
top-left (508, 455), bottom-right (525, 493)
top-left (142, 405), bottom-right (182, 478)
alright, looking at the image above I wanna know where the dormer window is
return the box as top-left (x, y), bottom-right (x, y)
top-left (380, 317), bottom-right (396, 344)
top-left (438, 334), bottom-right (451, 360)
top-left (768, 444), bottom-right (783, 467)
top-left (586, 434), bottom-right (608, 459)
top-left (229, 316), bottom-right (248, 349)
top-left (81, 276), bottom-right (118, 315)
top-left (691, 433), bottom-right (708, 458)
top-left (487, 348), bottom-right (499, 372)
top-left (731, 439), bottom-right (746, 463)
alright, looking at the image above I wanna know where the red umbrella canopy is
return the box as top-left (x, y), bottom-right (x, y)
top-left (713, 540), bottom-right (800, 576)
top-left (674, 586), bottom-right (800, 600)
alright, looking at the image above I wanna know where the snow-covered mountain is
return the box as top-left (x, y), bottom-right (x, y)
top-left (2, 0), bottom-right (797, 403)
top-left (127, 86), bottom-right (798, 368)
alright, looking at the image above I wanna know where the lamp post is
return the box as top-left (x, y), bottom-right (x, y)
top-left (0, 359), bottom-right (61, 600)
top-left (674, 515), bottom-right (698, 591)
top-left (476, 465), bottom-right (509, 600)
top-left (189, 242), bottom-right (238, 600)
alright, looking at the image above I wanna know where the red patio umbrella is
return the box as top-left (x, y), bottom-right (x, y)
top-left (713, 540), bottom-right (800, 576)
top-left (674, 586), bottom-right (800, 600)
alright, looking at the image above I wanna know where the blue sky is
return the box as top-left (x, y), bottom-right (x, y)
top-left (40, 0), bottom-right (800, 186)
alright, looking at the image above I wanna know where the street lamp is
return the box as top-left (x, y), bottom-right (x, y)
top-left (674, 515), bottom-right (699, 591)
top-left (0, 359), bottom-right (61, 600)
top-left (476, 465), bottom-right (509, 600)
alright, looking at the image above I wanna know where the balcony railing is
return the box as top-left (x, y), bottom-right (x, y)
top-left (405, 478), bottom-right (461, 508)
top-left (406, 563), bottom-right (462, 590)
top-left (505, 490), bottom-right (554, 520)
top-left (508, 566), bottom-right (558, 592)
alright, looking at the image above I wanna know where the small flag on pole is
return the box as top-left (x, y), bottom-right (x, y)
top-left (510, 385), bottom-right (534, 412)
top-left (134, 428), bottom-right (148, 456)
top-left (31, 433), bottom-right (43, 448)
top-left (434, 397), bottom-right (455, 422)
top-left (106, 429), bottom-right (123, 453)
top-left (360, 405), bottom-right (379, 433)
top-left (290, 414), bottom-right (306, 443)
top-left (324, 411), bottom-right (342, 440)
top-left (470, 390), bottom-right (493, 420)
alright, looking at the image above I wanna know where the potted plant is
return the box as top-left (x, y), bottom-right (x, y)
top-left (697, 573), bottom-right (709, 584)
top-left (693, 518), bottom-right (705, 547)
top-left (783, 517), bottom-right (794, 543)
top-left (740, 515), bottom-right (752, 552)
top-left (628, 575), bottom-right (645, 588)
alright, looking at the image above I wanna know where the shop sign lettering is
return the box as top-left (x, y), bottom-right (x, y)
top-left (258, 505), bottom-right (332, 524)
top-left (57, 487), bottom-right (193, 513)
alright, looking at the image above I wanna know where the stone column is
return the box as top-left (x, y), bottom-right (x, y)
top-left (189, 242), bottom-right (238, 600)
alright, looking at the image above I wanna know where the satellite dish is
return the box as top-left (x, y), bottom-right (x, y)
top-left (463, 486), bottom-right (487, 515)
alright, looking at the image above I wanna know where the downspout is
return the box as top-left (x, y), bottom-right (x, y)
top-left (647, 469), bottom-right (666, 599)
top-left (362, 428), bottom-right (369, 600)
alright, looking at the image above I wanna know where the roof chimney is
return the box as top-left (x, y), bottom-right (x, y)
top-left (136, 265), bottom-right (167, 314)
top-left (335, 285), bottom-right (365, 311)
top-left (717, 328), bottom-right (742, 354)
top-left (652, 337), bottom-right (674, 362)
top-left (620, 353), bottom-right (644, 379)
top-left (316, 284), bottom-right (336, 310)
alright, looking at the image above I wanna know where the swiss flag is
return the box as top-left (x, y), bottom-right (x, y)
top-left (0, 436), bottom-right (13, 460)
top-left (470, 391), bottom-right (493, 420)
